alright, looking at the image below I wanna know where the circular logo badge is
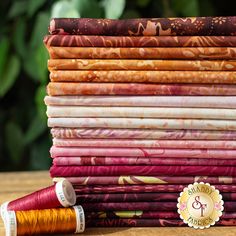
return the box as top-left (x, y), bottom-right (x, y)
top-left (177, 182), bottom-right (224, 229)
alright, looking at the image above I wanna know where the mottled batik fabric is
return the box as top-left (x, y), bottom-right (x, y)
top-left (76, 193), bottom-right (179, 203)
top-left (47, 47), bottom-right (236, 59)
top-left (50, 146), bottom-right (236, 158)
top-left (47, 83), bottom-right (236, 96)
top-left (44, 35), bottom-right (236, 47)
top-left (49, 17), bottom-right (236, 36)
top-left (81, 201), bottom-right (234, 211)
top-left (48, 118), bottom-right (236, 130)
top-left (53, 157), bottom-right (236, 166)
top-left (47, 59), bottom-right (236, 71)
top-left (44, 96), bottom-right (236, 108)
top-left (51, 128), bottom-right (236, 140)
top-left (49, 70), bottom-right (236, 84)
top-left (85, 218), bottom-right (236, 227)
top-left (85, 211), bottom-right (236, 219)
top-left (54, 176), bottom-right (236, 185)
top-left (49, 165), bottom-right (236, 177)
top-left (73, 184), bottom-right (236, 194)
top-left (47, 106), bottom-right (236, 119)
top-left (76, 192), bottom-right (236, 203)
top-left (52, 139), bottom-right (236, 149)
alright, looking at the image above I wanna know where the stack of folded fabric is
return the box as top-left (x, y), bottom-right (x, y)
top-left (44, 17), bottom-right (236, 227)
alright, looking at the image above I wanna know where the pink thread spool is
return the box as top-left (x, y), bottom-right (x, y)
top-left (1, 179), bottom-right (76, 220)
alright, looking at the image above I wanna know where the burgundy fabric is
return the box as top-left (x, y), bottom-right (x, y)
top-left (82, 201), bottom-right (234, 212)
top-left (49, 17), bottom-right (236, 36)
top-left (65, 176), bottom-right (236, 185)
top-left (77, 192), bottom-right (236, 203)
top-left (74, 184), bottom-right (236, 194)
top-left (86, 218), bottom-right (236, 227)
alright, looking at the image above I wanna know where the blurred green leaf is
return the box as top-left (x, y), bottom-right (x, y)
top-left (29, 137), bottom-right (51, 170)
top-left (102, 0), bottom-right (126, 19)
top-left (199, 0), bottom-right (215, 16)
top-left (23, 51), bottom-right (40, 81)
top-left (35, 45), bottom-right (49, 84)
top-left (13, 18), bottom-right (27, 58)
top-left (0, 54), bottom-right (20, 97)
top-left (27, 0), bottom-right (47, 17)
top-left (30, 12), bottom-right (50, 49)
top-left (72, 0), bottom-right (103, 18)
top-left (8, 0), bottom-right (28, 18)
top-left (0, 37), bottom-right (10, 77)
top-left (23, 45), bottom-right (48, 83)
top-left (171, 0), bottom-right (199, 16)
top-left (51, 0), bottom-right (80, 18)
top-left (35, 85), bottom-right (47, 119)
top-left (24, 115), bottom-right (47, 145)
top-left (5, 121), bottom-right (25, 164)
top-left (137, 0), bottom-right (151, 7)
top-left (122, 9), bottom-right (141, 19)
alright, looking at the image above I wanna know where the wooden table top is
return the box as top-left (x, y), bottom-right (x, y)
top-left (0, 171), bottom-right (235, 236)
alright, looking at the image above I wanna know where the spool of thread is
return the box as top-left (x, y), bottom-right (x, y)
top-left (4, 205), bottom-right (85, 236)
top-left (1, 179), bottom-right (76, 220)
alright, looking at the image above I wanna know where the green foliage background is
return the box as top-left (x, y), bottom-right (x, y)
top-left (0, 0), bottom-right (235, 171)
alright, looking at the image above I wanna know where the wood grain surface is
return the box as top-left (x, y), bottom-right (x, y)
top-left (0, 171), bottom-right (235, 236)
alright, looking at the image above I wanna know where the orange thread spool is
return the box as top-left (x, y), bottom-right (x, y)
top-left (3, 206), bottom-right (85, 235)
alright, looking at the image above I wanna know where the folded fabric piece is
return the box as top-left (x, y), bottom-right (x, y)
top-left (77, 192), bottom-right (236, 203)
top-left (49, 17), bottom-right (236, 36)
top-left (86, 218), bottom-right (185, 227)
top-left (74, 184), bottom-right (236, 193)
top-left (77, 193), bottom-right (179, 203)
top-left (86, 218), bottom-right (236, 227)
top-left (48, 59), bottom-right (236, 71)
top-left (54, 176), bottom-right (236, 185)
top-left (51, 146), bottom-right (236, 158)
top-left (47, 83), bottom-right (236, 96)
top-left (44, 35), bottom-right (236, 47)
top-left (86, 211), bottom-right (180, 219)
top-left (47, 47), bottom-right (236, 59)
top-left (53, 139), bottom-right (236, 149)
top-left (45, 96), bottom-right (236, 108)
top-left (50, 165), bottom-right (236, 177)
top-left (50, 70), bottom-right (236, 84)
top-left (83, 201), bottom-right (178, 211)
top-left (86, 211), bottom-right (236, 219)
top-left (82, 201), bottom-right (234, 212)
top-left (47, 106), bottom-right (236, 120)
top-left (48, 118), bottom-right (236, 130)
top-left (51, 128), bottom-right (236, 140)
top-left (53, 157), bottom-right (236, 166)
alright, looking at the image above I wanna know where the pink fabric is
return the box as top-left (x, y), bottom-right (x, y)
top-left (52, 156), bottom-right (236, 166)
top-left (48, 118), bottom-right (236, 130)
top-left (46, 106), bottom-right (236, 120)
top-left (50, 146), bottom-right (236, 159)
top-left (51, 128), bottom-right (236, 140)
top-left (50, 165), bottom-right (236, 177)
top-left (45, 96), bottom-right (236, 108)
top-left (53, 139), bottom-right (236, 149)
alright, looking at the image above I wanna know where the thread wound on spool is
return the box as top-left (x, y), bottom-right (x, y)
top-left (73, 205), bottom-right (85, 233)
top-left (5, 211), bottom-right (17, 236)
top-left (0, 201), bottom-right (9, 222)
top-left (3, 206), bottom-right (85, 235)
top-left (56, 179), bottom-right (76, 207)
top-left (1, 179), bottom-right (76, 212)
